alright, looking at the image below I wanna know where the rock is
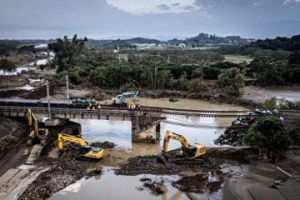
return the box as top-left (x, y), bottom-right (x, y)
top-left (172, 173), bottom-right (208, 193)
top-left (140, 178), bottom-right (152, 182)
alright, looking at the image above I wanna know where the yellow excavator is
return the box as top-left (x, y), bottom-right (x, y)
top-left (157, 131), bottom-right (206, 164)
top-left (27, 108), bottom-right (49, 145)
top-left (57, 133), bottom-right (104, 160)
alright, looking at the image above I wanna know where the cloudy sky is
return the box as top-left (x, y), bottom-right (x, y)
top-left (0, 0), bottom-right (299, 40)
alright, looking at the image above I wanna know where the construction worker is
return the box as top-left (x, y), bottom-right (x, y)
top-left (97, 104), bottom-right (101, 112)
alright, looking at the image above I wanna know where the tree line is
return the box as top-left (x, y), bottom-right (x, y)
top-left (48, 35), bottom-right (300, 98)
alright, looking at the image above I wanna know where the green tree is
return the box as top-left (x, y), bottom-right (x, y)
top-left (289, 52), bottom-right (300, 65)
top-left (216, 68), bottom-right (244, 96)
top-left (48, 34), bottom-right (88, 72)
top-left (248, 58), bottom-right (285, 86)
top-left (244, 116), bottom-right (290, 161)
top-left (0, 59), bottom-right (16, 75)
top-left (141, 55), bottom-right (165, 90)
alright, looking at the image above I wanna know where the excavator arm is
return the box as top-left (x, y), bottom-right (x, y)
top-left (120, 91), bottom-right (139, 101)
top-left (58, 133), bottom-right (88, 150)
top-left (162, 131), bottom-right (190, 155)
top-left (28, 108), bottom-right (39, 138)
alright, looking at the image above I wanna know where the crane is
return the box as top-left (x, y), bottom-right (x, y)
top-left (57, 133), bottom-right (104, 160)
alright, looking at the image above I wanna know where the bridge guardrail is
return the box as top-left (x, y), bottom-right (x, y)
top-left (0, 106), bottom-right (139, 116)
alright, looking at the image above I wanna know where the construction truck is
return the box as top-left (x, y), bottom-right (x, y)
top-left (157, 131), bottom-right (206, 164)
top-left (112, 91), bottom-right (140, 110)
top-left (57, 133), bottom-right (104, 160)
top-left (27, 108), bottom-right (49, 146)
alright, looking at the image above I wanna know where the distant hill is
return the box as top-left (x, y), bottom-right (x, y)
top-left (0, 33), bottom-right (255, 50)
top-left (169, 33), bottom-right (254, 47)
top-left (124, 37), bottom-right (160, 45)
top-left (249, 34), bottom-right (300, 51)
top-left (85, 33), bottom-right (254, 49)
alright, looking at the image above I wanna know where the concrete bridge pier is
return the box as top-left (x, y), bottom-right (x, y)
top-left (131, 115), bottom-right (165, 143)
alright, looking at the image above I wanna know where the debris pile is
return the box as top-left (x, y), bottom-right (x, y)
top-left (91, 141), bottom-right (116, 149)
top-left (214, 128), bottom-right (248, 146)
top-left (116, 149), bottom-right (249, 176)
top-left (140, 178), bottom-right (165, 195)
top-left (115, 155), bottom-right (207, 175)
top-left (20, 156), bottom-right (90, 200)
top-left (20, 140), bottom-right (109, 200)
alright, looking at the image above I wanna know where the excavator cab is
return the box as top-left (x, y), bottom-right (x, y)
top-left (157, 131), bottom-right (206, 165)
top-left (58, 133), bottom-right (104, 160)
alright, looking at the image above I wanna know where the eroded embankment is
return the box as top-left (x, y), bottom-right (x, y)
top-left (19, 141), bottom-right (116, 200)
top-left (0, 118), bottom-right (27, 167)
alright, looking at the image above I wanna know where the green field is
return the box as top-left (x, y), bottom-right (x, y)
top-left (224, 55), bottom-right (253, 64)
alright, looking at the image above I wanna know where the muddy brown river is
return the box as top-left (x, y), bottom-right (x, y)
top-left (48, 98), bottom-right (299, 200)
top-left (77, 98), bottom-right (247, 150)
top-left (50, 99), bottom-right (248, 199)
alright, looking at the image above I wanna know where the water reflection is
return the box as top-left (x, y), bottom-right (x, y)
top-left (51, 167), bottom-right (189, 200)
top-left (71, 119), bottom-right (132, 149)
top-left (72, 99), bottom-right (242, 151)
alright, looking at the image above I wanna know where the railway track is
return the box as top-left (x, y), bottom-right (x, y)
top-left (1, 98), bottom-right (300, 118)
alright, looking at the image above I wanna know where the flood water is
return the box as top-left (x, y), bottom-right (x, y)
top-left (51, 167), bottom-right (190, 200)
top-left (74, 98), bottom-right (247, 150)
top-left (54, 99), bottom-right (247, 200)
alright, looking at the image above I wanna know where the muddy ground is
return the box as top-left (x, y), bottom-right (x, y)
top-left (242, 86), bottom-right (300, 103)
top-left (0, 118), bottom-right (299, 200)
top-left (0, 118), bottom-right (28, 176)
top-left (0, 54), bottom-right (35, 67)
top-left (19, 140), bottom-right (116, 200)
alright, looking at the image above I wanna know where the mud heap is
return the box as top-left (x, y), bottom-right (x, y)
top-left (91, 141), bottom-right (116, 149)
top-left (115, 149), bottom-right (250, 176)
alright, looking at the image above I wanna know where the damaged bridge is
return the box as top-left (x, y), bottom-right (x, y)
top-left (0, 106), bottom-right (164, 142)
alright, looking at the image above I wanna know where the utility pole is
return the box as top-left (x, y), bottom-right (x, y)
top-left (46, 80), bottom-right (52, 120)
top-left (66, 75), bottom-right (69, 99)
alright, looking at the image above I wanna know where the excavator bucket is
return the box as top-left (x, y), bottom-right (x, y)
top-left (156, 153), bottom-right (168, 165)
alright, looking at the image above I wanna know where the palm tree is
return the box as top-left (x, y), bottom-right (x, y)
top-left (48, 34), bottom-right (88, 72)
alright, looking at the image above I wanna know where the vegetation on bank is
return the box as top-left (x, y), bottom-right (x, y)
top-left (263, 97), bottom-right (300, 110)
top-left (216, 34), bottom-right (300, 59)
top-left (48, 35), bottom-right (299, 98)
top-left (1, 34), bottom-right (298, 98)
top-left (244, 116), bottom-right (291, 161)
top-left (0, 59), bottom-right (16, 75)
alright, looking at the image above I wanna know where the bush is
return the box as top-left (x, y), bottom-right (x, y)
top-left (187, 78), bottom-right (208, 92)
top-left (262, 97), bottom-right (278, 110)
top-left (216, 68), bottom-right (244, 96)
top-left (289, 128), bottom-right (300, 146)
top-left (244, 116), bottom-right (291, 161)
